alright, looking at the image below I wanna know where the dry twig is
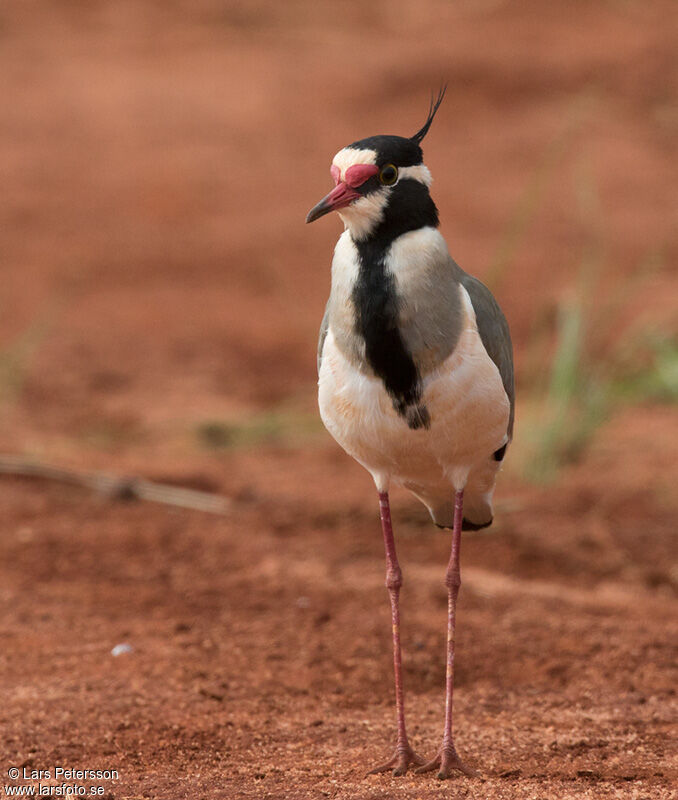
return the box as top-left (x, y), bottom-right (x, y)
top-left (0, 454), bottom-right (230, 514)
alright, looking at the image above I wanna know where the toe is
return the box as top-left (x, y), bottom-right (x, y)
top-left (415, 748), bottom-right (478, 779)
top-left (366, 760), bottom-right (396, 776)
top-left (439, 753), bottom-right (478, 780)
top-left (366, 746), bottom-right (426, 777)
top-left (414, 756), bottom-right (440, 775)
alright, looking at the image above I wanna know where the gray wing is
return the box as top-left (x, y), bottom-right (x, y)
top-left (460, 273), bottom-right (515, 439)
top-left (317, 300), bottom-right (330, 375)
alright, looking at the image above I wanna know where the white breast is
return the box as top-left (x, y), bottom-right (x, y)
top-left (318, 285), bottom-right (510, 493)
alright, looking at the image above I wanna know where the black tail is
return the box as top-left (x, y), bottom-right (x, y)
top-left (462, 516), bottom-right (493, 531)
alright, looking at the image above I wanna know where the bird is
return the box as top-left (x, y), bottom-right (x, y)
top-left (305, 88), bottom-right (514, 780)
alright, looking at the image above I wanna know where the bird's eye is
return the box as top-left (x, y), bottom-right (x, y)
top-left (379, 164), bottom-right (398, 186)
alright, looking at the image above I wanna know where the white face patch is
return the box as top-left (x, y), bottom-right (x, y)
top-left (331, 147), bottom-right (377, 181)
top-left (338, 188), bottom-right (389, 240)
top-left (398, 164), bottom-right (432, 187)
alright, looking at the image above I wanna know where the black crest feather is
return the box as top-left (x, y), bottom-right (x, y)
top-left (410, 85), bottom-right (447, 146)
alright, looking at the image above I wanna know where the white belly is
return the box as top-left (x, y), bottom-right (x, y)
top-left (318, 288), bottom-right (510, 493)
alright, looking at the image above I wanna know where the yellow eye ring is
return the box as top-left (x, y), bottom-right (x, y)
top-left (379, 164), bottom-right (398, 186)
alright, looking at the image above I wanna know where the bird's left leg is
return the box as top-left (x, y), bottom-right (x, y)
top-left (416, 489), bottom-right (477, 780)
top-left (366, 491), bottom-right (425, 777)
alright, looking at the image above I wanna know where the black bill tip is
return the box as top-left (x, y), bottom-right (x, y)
top-left (305, 199), bottom-right (332, 224)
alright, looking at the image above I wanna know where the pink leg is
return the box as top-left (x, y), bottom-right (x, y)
top-left (416, 489), bottom-right (477, 779)
top-left (366, 491), bottom-right (425, 777)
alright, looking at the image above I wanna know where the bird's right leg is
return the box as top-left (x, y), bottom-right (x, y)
top-left (366, 491), bottom-right (425, 777)
top-left (415, 489), bottom-right (476, 779)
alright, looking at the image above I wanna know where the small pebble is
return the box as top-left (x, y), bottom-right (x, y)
top-left (111, 642), bottom-right (134, 657)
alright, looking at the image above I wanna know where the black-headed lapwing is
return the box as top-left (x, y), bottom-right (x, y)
top-left (306, 89), bottom-right (514, 780)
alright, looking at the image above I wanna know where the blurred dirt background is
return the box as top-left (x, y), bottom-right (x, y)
top-left (1, 1), bottom-right (677, 798)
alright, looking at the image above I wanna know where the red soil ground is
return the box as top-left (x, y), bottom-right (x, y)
top-left (1, 2), bottom-right (676, 798)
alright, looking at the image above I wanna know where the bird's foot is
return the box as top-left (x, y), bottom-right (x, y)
top-left (414, 744), bottom-right (477, 780)
top-left (366, 744), bottom-right (426, 777)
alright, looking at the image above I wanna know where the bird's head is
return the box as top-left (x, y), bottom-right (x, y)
top-left (306, 88), bottom-right (446, 241)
